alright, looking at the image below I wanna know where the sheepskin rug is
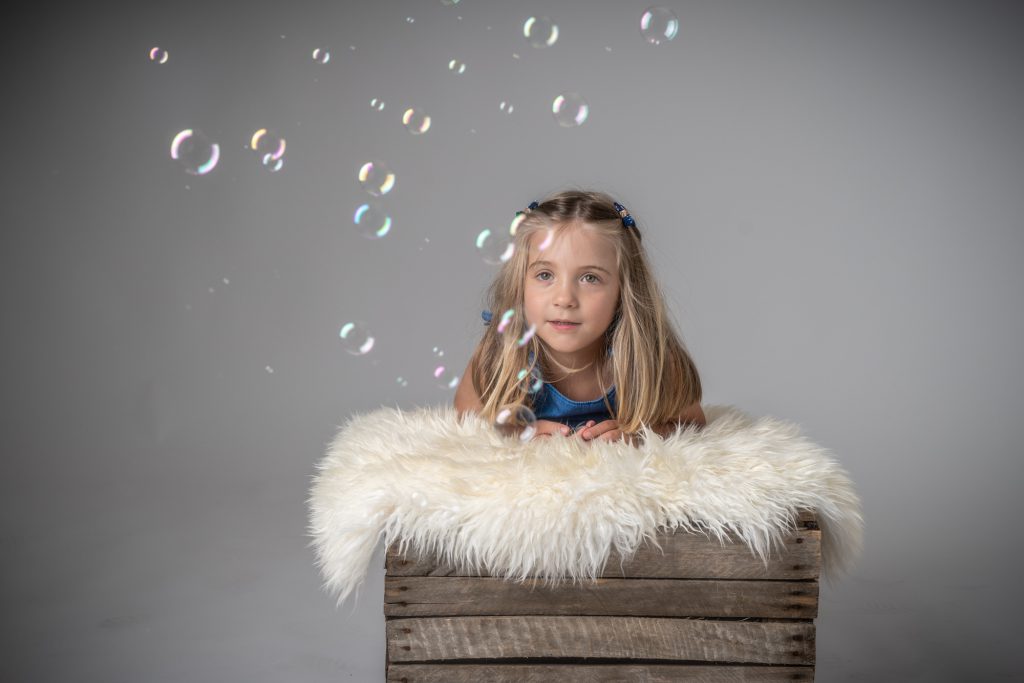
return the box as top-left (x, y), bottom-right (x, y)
top-left (306, 403), bottom-right (864, 608)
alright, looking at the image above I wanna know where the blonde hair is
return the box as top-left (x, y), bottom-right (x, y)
top-left (467, 189), bottom-right (702, 434)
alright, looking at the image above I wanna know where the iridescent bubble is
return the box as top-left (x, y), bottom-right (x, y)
top-left (496, 308), bottom-right (516, 334)
top-left (448, 59), bottom-right (467, 74)
top-left (370, 97), bottom-right (386, 111)
top-left (149, 47), bottom-right (168, 64)
top-left (312, 47), bottom-right (331, 64)
top-left (516, 364), bottom-right (544, 394)
top-left (493, 404), bottom-right (538, 442)
top-left (498, 100), bottom-right (515, 114)
top-left (523, 16), bottom-right (559, 48)
top-left (509, 213), bottom-right (527, 236)
top-left (516, 323), bottom-right (537, 347)
top-left (406, 17), bottom-right (415, 24)
top-left (640, 6), bottom-right (680, 45)
top-left (358, 160), bottom-right (395, 196)
top-left (170, 129), bottom-right (220, 175)
top-left (353, 201), bottom-right (392, 239)
top-left (339, 321), bottom-right (375, 355)
top-left (250, 128), bottom-right (286, 161)
top-left (475, 228), bottom-right (515, 265)
top-left (431, 347), bottom-right (460, 389)
top-left (552, 92), bottom-right (589, 127)
top-left (396, 376), bottom-right (409, 387)
top-left (261, 153), bottom-right (284, 172)
top-left (534, 227), bottom-right (555, 251)
top-left (402, 108), bottom-right (431, 134)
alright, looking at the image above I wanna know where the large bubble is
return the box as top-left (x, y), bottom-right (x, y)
top-left (339, 321), bottom-right (375, 355)
top-left (493, 404), bottom-right (538, 442)
top-left (523, 17), bottom-right (559, 48)
top-left (476, 228), bottom-right (515, 265)
top-left (358, 160), bottom-right (395, 196)
top-left (640, 6), bottom-right (680, 45)
top-left (170, 129), bottom-right (220, 175)
top-left (353, 201), bottom-right (392, 239)
top-left (552, 92), bottom-right (589, 127)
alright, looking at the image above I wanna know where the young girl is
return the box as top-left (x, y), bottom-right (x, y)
top-left (454, 189), bottom-right (705, 444)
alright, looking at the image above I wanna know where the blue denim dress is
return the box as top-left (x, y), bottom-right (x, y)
top-left (529, 381), bottom-right (617, 432)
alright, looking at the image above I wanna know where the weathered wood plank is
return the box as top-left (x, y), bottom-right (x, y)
top-left (386, 511), bottom-right (820, 581)
top-left (385, 576), bottom-right (818, 619)
top-left (386, 662), bottom-right (815, 682)
top-left (386, 615), bottom-right (815, 665)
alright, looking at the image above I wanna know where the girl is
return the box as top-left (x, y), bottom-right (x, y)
top-left (454, 189), bottom-right (705, 445)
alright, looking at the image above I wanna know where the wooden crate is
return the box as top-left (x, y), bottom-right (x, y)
top-left (384, 509), bottom-right (820, 682)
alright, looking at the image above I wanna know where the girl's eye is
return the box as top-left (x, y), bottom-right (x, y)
top-left (536, 271), bottom-right (601, 283)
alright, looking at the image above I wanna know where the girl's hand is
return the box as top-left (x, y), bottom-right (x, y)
top-left (577, 419), bottom-right (640, 446)
top-left (531, 419), bottom-right (573, 440)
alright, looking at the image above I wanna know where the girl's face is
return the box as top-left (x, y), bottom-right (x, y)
top-left (522, 225), bottom-right (620, 368)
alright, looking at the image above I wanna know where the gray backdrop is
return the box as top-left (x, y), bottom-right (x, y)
top-left (3, 0), bottom-right (1022, 680)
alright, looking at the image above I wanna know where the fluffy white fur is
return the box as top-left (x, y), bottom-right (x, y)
top-left (307, 404), bottom-right (864, 608)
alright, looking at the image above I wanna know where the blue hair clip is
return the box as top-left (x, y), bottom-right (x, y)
top-left (613, 201), bottom-right (636, 229)
top-left (481, 309), bottom-right (493, 325)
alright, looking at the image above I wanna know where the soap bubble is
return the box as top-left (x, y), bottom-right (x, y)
top-left (261, 153), bottom-right (284, 172)
top-left (149, 47), bottom-right (168, 64)
top-left (170, 129), bottom-right (220, 175)
top-left (402, 107), bottom-right (431, 134)
top-left (494, 404), bottom-right (538, 441)
top-left (495, 308), bottom-right (516, 334)
top-left (447, 59), bottom-right (467, 74)
top-left (517, 364), bottom-right (543, 394)
top-left (312, 47), bottom-right (330, 64)
top-left (552, 92), bottom-right (589, 127)
top-left (515, 323), bottom-right (537, 347)
top-left (476, 228), bottom-right (514, 265)
top-left (339, 321), bottom-right (375, 355)
top-left (640, 6), bottom-right (680, 45)
top-left (358, 160), bottom-right (395, 196)
top-left (353, 201), bottom-right (392, 239)
top-left (523, 16), bottom-right (559, 48)
top-left (250, 128), bottom-right (286, 161)
top-left (431, 346), bottom-right (460, 389)
top-left (370, 97), bottom-right (385, 111)
top-left (498, 100), bottom-right (515, 114)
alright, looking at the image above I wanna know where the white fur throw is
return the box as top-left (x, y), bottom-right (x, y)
top-left (307, 404), bottom-right (864, 608)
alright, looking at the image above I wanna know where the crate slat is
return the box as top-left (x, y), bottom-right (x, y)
top-left (386, 662), bottom-right (814, 682)
top-left (387, 615), bottom-right (815, 665)
top-left (385, 576), bottom-right (818, 619)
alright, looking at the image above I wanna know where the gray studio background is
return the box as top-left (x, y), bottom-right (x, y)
top-left (3, 1), bottom-right (1022, 681)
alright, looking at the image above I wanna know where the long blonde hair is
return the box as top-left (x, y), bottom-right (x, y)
top-left (467, 189), bottom-right (702, 434)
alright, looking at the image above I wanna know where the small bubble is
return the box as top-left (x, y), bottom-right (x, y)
top-left (265, 365), bottom-right (275, 374)
top-left (312, 47), bottom-right (330, 64)
top-left (524, 16), bottom-right (559, 48)
top-left (149, 47), bottom-right (169, 64)
top-left (402, 108), bottom-right (431, 134)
